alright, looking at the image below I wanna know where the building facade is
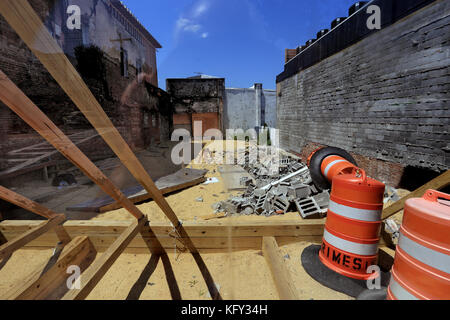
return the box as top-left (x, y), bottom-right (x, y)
top-left (224, 84), bottom-right (277, 132)
top-left (167, 77), bottom-right (225, 138)
top-left (276, 0), bottom-right (449, 187)
top-left (0, 0), bottom-right (170, 169)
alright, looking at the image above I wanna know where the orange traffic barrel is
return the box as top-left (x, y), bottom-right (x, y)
top-left (307, 147), bottom-right (324, 167)
top-left (308, 146), bottom-right (358, 190)
top-left (387, 190), bottom-right (450, 300)
top-left (319, 168), bottom-right (386, 280)
top-left (320, 155), bottom-right (357, 182)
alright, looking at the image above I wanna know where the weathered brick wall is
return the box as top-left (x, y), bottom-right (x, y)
top-left (167, 78), bottom-right (225, 114)
top-left (0, 0), bottom-right (170, 157)
top-left (277, 0), bottom-right (449, 186)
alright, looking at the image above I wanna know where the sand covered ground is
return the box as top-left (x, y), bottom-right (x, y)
top-left (0, 140), bottom-right (404, 300)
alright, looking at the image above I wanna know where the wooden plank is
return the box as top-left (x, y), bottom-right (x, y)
top-left (0, 219), bottom-right (331, 251)
top-left (2, 235), bottom-right (321, 252)
top-left (382, 170), bottom-right (450, 220)
top-left (62, 217), bottom-right (147, 300)
top-left (1, 219), bottom-right (326, 238)
top-left (0, 133), bottom-right (99, 178)
top-left (0, 186), bottom-right (72, 247)
top-left (2, 236), bottom-right (97, 300)
top-left (66, 168), bottom-right (207, 213)
top-left (0, 150), bottom-right (60, 176)
top-left (0, 0), bottom-right (193, 251)
top-left (0, 214), bottom-right (66, 260)
top-left (0, 160), bottom-right (66, 180)
top-left (0, 186), bottom-right (59, 219)
top-left (0, 70), bottom-right (143, 220)
top-left (262, 237), bottom-right (299, 300)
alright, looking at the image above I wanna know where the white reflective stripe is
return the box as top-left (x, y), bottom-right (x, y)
top-left (323, 159), bottom-right (347, 178)
top-left (329, 200), bottom-right (382, 222)
top-left (389, 277), bottom-right (419, 300)
top-left (399, 232), bottom-right (450, 274)
top-left (323, 229), bottom-right (378, 256)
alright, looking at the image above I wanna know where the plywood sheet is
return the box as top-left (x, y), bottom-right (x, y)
top-left (67, 168), bottom-right (208, 213)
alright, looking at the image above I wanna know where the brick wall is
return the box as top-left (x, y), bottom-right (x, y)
top-left (277, 0), bottom-right (449, 186)
top-left (167, 78), bottom-right (225, 114)
top-left (0, 0), bottom-right (171, 159)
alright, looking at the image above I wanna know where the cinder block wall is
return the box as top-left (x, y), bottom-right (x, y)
top-left (277, 0), bottom-right (449, 186)
top-left (224, 86), bottom-right (277, 131)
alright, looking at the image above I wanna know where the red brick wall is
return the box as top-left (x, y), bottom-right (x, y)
top-left (293, 142), bottom-right (406, 187)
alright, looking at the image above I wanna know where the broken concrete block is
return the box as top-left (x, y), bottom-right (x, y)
top-left (272, 195), bottom-right (291, 214)
top-left (313, 190), bottom-right (330, 210)
top-left (288, 183), bottom-right (311, 200)
top-left (295, 197), bottom-right (323, 219)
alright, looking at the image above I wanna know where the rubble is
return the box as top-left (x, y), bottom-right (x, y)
top-left (215, 147), bottom-right (330, 219)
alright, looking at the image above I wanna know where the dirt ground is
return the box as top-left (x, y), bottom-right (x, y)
top-left (0, 243), bottom-right (352, 300)
top-left (0, 140), bottom-right (404, 300)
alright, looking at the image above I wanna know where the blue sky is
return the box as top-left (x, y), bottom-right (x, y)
top-left (121, 0), bottom-right (357, 90)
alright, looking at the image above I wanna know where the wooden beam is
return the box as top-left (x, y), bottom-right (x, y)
top-left (0, 186), bottom-right (59, 219)
top-left (1, 219), bottom-right (326, 238)
top-left (0, 214), bottom-right (66, 261)
top-left (2, 236), bottom-right (97, 300)
top-left (0, 186), bottom-right (71, 243)
top-left (0, 219), bottom-right (327, 251)
top-left (382, 170), bottom-right (450, 220)
top-left (62, 217), bottom-right (147, 300)
top-left (0, 70), bottom-right (143, 220)
top-left (262, 237), bottom-right (299, 300)
top-left (0, 0), bottom-right (192, 250)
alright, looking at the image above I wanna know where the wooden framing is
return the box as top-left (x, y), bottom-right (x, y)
top-left (0, 130), bottom-right (98, 180)
top-left (0, 70), bottom-right (144, 221)
top-left (3, 236), bottom-right (97, 300)
top-left (262, 237), bottom-right (299, 300)
top-left (0, 0), bottom-right (417, 300)
top-left (0, 0), bottom-right (192, 251)
top-left (0, 186), bottom-right (71, 245)
top-left (382, 170), bottom-right (450, 220)
top-left (0, 214), bottom-right (66, 261)
top-left (62, 218), bottom-right (148, 300)
top-left (0, 219), bottom-right (393, 253)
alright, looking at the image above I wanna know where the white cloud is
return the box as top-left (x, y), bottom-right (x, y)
top-left (176, 18), bottom-right (190, 29)
top-left (174, 0), bottom-right (212, 40)
top-left (176, 17), bottom-right (201, 33)
top-left (185, 23), bottom-right (202, 33)
top-left (193, 3), bottom-right (209, 17)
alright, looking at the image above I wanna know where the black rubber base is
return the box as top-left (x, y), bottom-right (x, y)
top-left (301, 245), bottom-right (390, 298)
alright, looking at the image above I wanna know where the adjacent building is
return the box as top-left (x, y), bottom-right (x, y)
top-left (276, 0), bottom-right (449, 187)
top-left (224, 84), bottom-right (277, 132)
top-left (0, 0), bottom-right (171, 178)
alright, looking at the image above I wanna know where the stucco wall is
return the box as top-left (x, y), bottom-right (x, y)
top-left (224, 86), bottom-right (277, 131)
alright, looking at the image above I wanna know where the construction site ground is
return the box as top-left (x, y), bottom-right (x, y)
top-left (0, 140), bottom-right (408, 300)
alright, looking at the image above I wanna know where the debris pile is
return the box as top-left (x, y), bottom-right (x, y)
top-left (215, 148), bottom-right (330, 218)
